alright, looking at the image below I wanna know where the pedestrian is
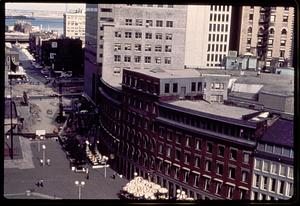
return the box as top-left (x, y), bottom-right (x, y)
top-left (40, 180), bottom-right (44, 187)
top-left (86, 168), bottom-right (89, 180)
top-left (36, 181), bottom-right (40, 187)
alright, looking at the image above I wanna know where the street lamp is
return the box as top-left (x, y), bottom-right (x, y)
top-left (176, 189), bottom-right (187, 200)
top-left (102, 155), bottom-right (109, 179)
top-left (38, 135), bottom-right (44, 152)
top-left (75, 180), bottom-right (85, 199)
top-left (42, 144), bottom-right (46, 166)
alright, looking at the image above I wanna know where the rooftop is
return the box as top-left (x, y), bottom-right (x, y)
top-left (124, 68), bottom-right (230, 79)
top-left (167, 100), bottom-right (258, 120)
top-left (261, 118), bottom-right (293, 147)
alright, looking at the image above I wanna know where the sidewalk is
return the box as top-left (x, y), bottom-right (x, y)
top-left (4, 137), bottom-right (128, 199)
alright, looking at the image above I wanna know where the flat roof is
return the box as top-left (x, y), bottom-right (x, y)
top-left (124, 68), bottom-right (230, 79)
top-left (167, 100), bottom-right (257, 120)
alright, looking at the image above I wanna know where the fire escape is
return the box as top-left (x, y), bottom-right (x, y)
top-left (257, 7), bottom-right (271, 66)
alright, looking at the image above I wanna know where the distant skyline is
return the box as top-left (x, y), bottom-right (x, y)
top-left (5, 3), bottom-right (85, 12)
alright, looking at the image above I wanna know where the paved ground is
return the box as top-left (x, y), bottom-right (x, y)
top-left (4, 137), bottom-right (128, 199)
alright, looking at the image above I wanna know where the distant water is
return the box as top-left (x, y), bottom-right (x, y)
top-left (5, 17), bottom-right (64, 35)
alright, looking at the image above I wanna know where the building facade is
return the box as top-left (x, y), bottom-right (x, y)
top-left (238, 6), bottom-right (294, 67)
top-left (84, 4), bottom-right (187, 102)
top-left (184, 5), bottom-right (232, 69)
top-left (251, 118), bottom-right (293, 200)
top-left (63, 9), bottom-right (85, 47)
top-left (96, 68), bottom-right (278, 200)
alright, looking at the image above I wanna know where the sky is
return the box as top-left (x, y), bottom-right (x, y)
top-left (5, 3), bottom-right (85, 12)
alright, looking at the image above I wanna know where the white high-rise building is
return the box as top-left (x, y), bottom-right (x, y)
top-left (63, 9), bottom-right (85, 47)
top-left (84, 4), bottom-right (187, 101)
top-left (185, 5), bottom-right (232, 69)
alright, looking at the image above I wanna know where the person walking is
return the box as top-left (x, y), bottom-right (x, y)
top-left (40, 180), bottom-right (44, 187)
top-left (36, 180), bottom-right (40, 187)
top-left (86, 168), bottom-right (89, 180)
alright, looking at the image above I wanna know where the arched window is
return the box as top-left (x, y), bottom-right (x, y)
top-left (247, 27), bottom-right (252, 33)
top-left (281, 29), bottom-right (287, 35)
top-left (258, 27), bottom-right (264, 34)
top-left (269, 28), bottom-right (275, 35)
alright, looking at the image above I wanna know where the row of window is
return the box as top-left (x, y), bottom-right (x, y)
top-left (114, 31), bottom-right (173, 40)
top-left (208, 33), bottom-right (228, 42)
top-left (253, 175), bottom-right (293, 197)
top-left (159, 108), bottom-right (253, 139)
top-left (248, 27), bottom-right (288, 36)
top-left (123, 75), bottom-right (159, 94)
top-left (114, 55), bottom-right (172, 64)
top-left (127, 4), bottom-right (174, 8)
top-left (114, 43), bottom-right (172, 52)
top-left (207, 44), bottom-right (227, 52)
top-left (209, 13), bottom-right (230, 22)
top-left (254, 159), bottom-right (293, 179)
top-left (249, 13), bottom-right (289, 23)
top-left (210, 5), bottom-right (230, 12)
top-left (209, 23), bottom-right (229, 33)
top-left (125, 19), bottom-right (174, 28)
top-left (207, 53), bottom-right (226, 63)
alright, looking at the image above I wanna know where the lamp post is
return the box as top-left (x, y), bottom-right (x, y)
top-left (176, 189), bottom-right (187, 200)
top-left (38, 135), bottom-right (44, 152)
top-left (42, 144), bottom-right (46, 166)
top-left (75, 180), bottom-right (85, 199)
top-left (102, 155), bottom-right (109, 179)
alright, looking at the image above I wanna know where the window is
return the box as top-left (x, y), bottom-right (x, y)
top-left (191, 82), bottom-right (196, 92)
top-left (227, 186), bottom-right (234, 199)
top-left (175, 149), bottom-right (181, 160)
top-left (183, 170), bottom-right (189, 182)
top-left (287, 182), bottom-right (293, 197)
top-left (195, 139), bottom-right (201, 150)
top-left (155, 33), bottom-right (162, 39)
top-left (216, 163), bottom-right (223, 175)
top-left (229, 167), bottom-right (236, 179)
top-left (145, 33), bottom-right (152, 39)
top-left (114, 55), bottom-right (121, 62)
top-left (156, 20), bottom-right (163, 27)
top-left (230, 149), bottom-right (237, 161)
top-left (194, 175), bottom-right (200, 187)
top-left (135, 32), bottom-right (142, 39)
top-left (204, 178), bottom-right (210, 191)
top-left (166, 147), bottom-right (171, 157)
top-left (280, 165), bottom-right (286, 176)
top-left (242, 171), bottom-right (248, 182)
top-left (145, 20), bottom-right (153, 27)
top-left (243, 153), bottom-right (250, 163)
top-left (205, 160), bottom-right (211, 172)
top-left (263, 161), bottom-right (269, 172)
top-left (247, 38), bottom-right (251, 45)
top-left (280, 40), bottom-right (286, 46)
top-left (283, 16), bottom-right (288, 22)
top-left (124, 44), bottom-right (131, 51)
top-left (262, 176), bottom-right (268, 190)
top-left (164, 57), bottom-right (171, 64)
top-left (271, 163), bottom-right (278, 174)
top-left (165, 45), bottom-right (172, 52)
top-left (166, 21), bottom-right (173, 27)
top-left (145, 44), bottom-right (151, 51)
top-left (173, 83), bottom-right (178, 93)
top-left (247, 27), bottom-right (252, 34)
top-left (249, 14), bottom-right (253, 20)
top-left (125, 32), bottom-right (132, 38)
top-left (155, 45), bottom-right (162, 52)
top-left (115, 31), bottom-right (122, 38)
top-left (281, 29), bottom-right (287, 35)
top-left (144, 56), bottom-right (151, 63)
top-left (135, 44), bottom-right (141, 51)
top-left (184, 153), bottom-right (190, 164)
top-left (124, 56), bottom-right (131, 62)
top-left (155, 57), bottom-right (161, 64)
top-left (125, 19), bottom-right (132, 25)
top-left (207, 142), bottom-right (213, 153)
top-left (158, 144), bottom-right (163, 154)
top-left (114, 43), bottom-right (121, 51)
top-left (268, 39), bottom-right (274, 45)
top-left (166, 33), bottom-right (173, 40)
top-left (175, 133), bottom-right (181, 144)
top-left (134, 56), bottom-right (141, 63)
top-left (255, 159), bottom-right (262, 170)
top-left (136, 19), bottom-right (143, 26)
top-left (254, 174), bottom-right (260, 187)
top-left (194, 156), bottom-right (200, 168)
top-left (278, 180), bottom-right (284, 194)
top-left (216, 182), bottom-right (222, 195)
top-left (217, 146), bottom-right (225, 157)
top-left (270, 178), bottom-right (276, 192)
top-left (269, 28), bottom-right (275, 35)
top-left (267, 50), bottom-right (272, 57)
top-left (164, 83), bottom-right (170, 93)
top-left (197, 82), bottom-right (202, 91)
top-left (101, 8), bottom-right (112, 12)
top-left (288, 167), bottom-right (293, 179)
top-left (270, 15), bottom-right (276, 22)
